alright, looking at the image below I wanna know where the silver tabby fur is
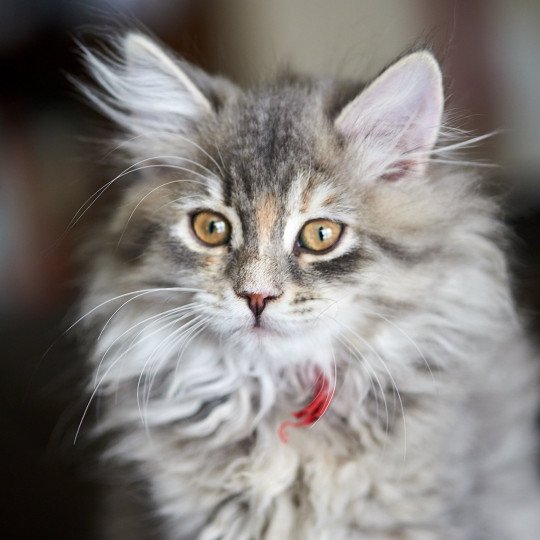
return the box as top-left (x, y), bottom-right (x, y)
top-left (78, 33), bottom-right (540, 539)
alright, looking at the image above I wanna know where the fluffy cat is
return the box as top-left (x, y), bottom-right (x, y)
top-left (77, 33), bottom-right (540, 539)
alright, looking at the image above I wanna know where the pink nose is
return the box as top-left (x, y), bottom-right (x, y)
top-left (240, 292), bottom-right (278, 317)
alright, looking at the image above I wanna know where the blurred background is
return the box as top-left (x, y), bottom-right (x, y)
top-left (1, 0), bottom-right (539, 538)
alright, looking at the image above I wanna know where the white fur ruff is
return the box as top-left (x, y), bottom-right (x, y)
top-left (82, 239), bottom-right (540, 539)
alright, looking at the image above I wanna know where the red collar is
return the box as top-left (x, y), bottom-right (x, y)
top-left (278, 371), bottom-right (332, 443)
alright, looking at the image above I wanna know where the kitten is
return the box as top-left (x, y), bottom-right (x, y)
top-left (78, 33), bottom-right (540, 539)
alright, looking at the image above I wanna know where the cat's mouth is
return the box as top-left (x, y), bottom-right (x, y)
top-left (244, 315), bottom-right (289, 338)
top-left (249, 319), bottom-right (275, 335)
top-left (245, 312), bottom-right (317, 338)
top-left (212, 304), bottom-right (308, 340)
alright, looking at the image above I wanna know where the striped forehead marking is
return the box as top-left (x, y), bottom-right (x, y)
top-left (256, 195), bottom-right (279, 250)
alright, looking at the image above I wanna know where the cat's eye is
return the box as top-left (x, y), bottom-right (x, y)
top-left (297, 219), bottom-right (344, 253)
top-left (191, 211), bottom-right (231, 247)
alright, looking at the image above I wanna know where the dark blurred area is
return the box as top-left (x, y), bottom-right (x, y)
top-left (0, 1), bottom-right (539, 538)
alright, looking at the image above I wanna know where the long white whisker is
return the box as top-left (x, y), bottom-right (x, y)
top-left (116, 178), bottom-right (207, 247)
top-left (403, 130), bottom-right (501, 164)
top-left (75, 287), bottom-right (202, 330)
top-left (334, 332), bottom-right (389, 440)
top-left (213, 142), bottom-right (226, 176)
top-left (327, 315), bottom-right (404, 451)
top-left (95, 308), bottom-right (184, 384)
top-left (74, 347), bottom-right (133, 444)
top-left (66, 157), bottom-right (178, 231)
top-left (154, 194), bottom-right (200, 213)
top-left (106, 311), bottom-right (201, 382)
top-left (137, 314), bottom-right (206, 423)
top-left (142, 319), bottom-right (212, 442)
top-left (320, 310), bottom-right (387, 431)
top-left (76, 311), bottom-right (204, 444)
top-left (94, 303), bottom-right (204, 384)
top-left (97, 291), bottom-right (198, 341)
top-left (359, 306), bottom-right (437, 388)
top-left (310, 340), bottom-right (337, 429)
top-left (149, 133), bottom-right (225, 177)
top-left (430, 158), bottom-right (498, 168)
top-left (43, 287), bottom-right (203, 366)
top-left (108, 131), bottom-right (225, 177)
top-left (66, 159), bottom-right (213, 236)
top-left (143, 316), bottom-right (211, 428)
top-left (329, 316), bottom-right (408, 471)
top-left (169, 316), bottom-right (213, 393)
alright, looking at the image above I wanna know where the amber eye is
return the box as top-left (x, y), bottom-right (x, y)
top-left (192, 211), bottom-right (231, 246)
top-left (297, 219), bottom-right (344, 253)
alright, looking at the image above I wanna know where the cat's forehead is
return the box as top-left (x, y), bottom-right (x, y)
top-left (212, 84), bottom-right (337, 206)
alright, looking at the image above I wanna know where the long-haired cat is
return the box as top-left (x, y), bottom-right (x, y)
top-left (77, 33), bottom-right (540, 539)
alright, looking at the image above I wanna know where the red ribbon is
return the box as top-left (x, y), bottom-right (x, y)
top-left (278, 371), bottom-right (332, 443)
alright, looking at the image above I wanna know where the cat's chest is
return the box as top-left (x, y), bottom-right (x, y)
top-left (124, 343), bottom-right (449, 533)
top-left (163, 340), bottom-right (391, 444)
top-left (217, 410), bottom-right (444, 536)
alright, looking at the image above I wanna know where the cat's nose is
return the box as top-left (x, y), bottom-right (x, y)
top-left (239, 292), bottom-right (279, 317)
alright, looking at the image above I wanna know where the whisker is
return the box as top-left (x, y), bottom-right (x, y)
top-left (42, 287), bottom-right (204, 367)
top-left (169, 316), bottom-right (213, 392)
top-left (73, 287), bottom-right (203, 331)
top-left (65, 158), bottom-right (214, 238)
top-left (74, 349), bottom-right (128, 444)
top-left (212, 142), bottom-right (226, 176)
top-left (94, 303), bottom-right (204, 383)
top-left (313, 293), bottom-right (349, 322)
top-left (149, 132), bottom-right (226, 177)
top-left (142, 316), bottom-right (211, 429)
top-left (66, 157), bottom-right (175, 232)
top-left (359, 306), bottom-right (437, 387)
top-left (94, 308), bottom-right (184, 384)
top-left (329, 316), bottom-right (408, 471)
top-left (98, 294), bottom-right (198, 342)
top-left (154, 194), bottom-right (200, 214)
top-left (310, 341), bottom-right (337, 430)
top-left (76, 309), bottom-right (206, 444)
top-left (324, 319), bottom-right (407, 465)
top-left (116, 177), bottom-right (207, 247)
top-left (99, 129), bottom-right (225, 177)
top-left (137, 314), bottom-right (206, 423)
top-left (103, 310), bottom-right (201, 381)
top-left (430, 158), bottom-right (498, 168)
top-left (431, 130), bottom-right (500, 155)
top-left (334, 332), bottom-right (389, 441)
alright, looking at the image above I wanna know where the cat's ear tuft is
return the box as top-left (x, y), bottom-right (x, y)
top-left (79, 33), bottom-right (227, 146)
top-left (122, 33), bottom-right (213, 117)
top-left (335, 51), bottom-right (443, 182)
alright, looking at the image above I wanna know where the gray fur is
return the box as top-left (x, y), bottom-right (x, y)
top-left (78, 33), bottom-right (540, 539)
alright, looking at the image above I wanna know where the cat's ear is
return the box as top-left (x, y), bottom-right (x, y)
top-left (80, 33), bottom-right (234, 143)
top-left (122, 33), bottom-right (213, 121)
top-left (335, 51), bottom-right (443, 182)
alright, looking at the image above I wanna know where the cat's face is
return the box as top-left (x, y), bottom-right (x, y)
top-left (84, 34), bottom-right (458, 359)
top-left (110, 99), bottom-right (363, 354)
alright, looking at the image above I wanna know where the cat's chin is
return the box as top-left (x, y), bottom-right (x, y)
top-left (204, 310), bottom-right (334, 360)
top-left (248, 324), bottom-right (272, 336)
top-left (245, 323), bottom-right (295, 346)
top-left (243, 318), bottom-right (308, 342)
top-left (238, 321), bottom-right (289, 342)
top-left (216, 318), bottom-right (333, 365)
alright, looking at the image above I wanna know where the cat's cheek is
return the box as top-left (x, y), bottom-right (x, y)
top-left (201, 254), bottom-right (223, 268)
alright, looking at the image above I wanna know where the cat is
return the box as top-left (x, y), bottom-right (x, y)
top-left (77, 32), bottom-right (540, 539)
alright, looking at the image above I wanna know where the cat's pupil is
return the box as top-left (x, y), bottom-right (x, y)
top-left (318, 226), bottom-right (332, 242)
top-left (209, 220), bottom-right (225, 235)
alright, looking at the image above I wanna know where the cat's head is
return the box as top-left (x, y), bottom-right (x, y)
top-left (81, 34), bottom-right (502, 362)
